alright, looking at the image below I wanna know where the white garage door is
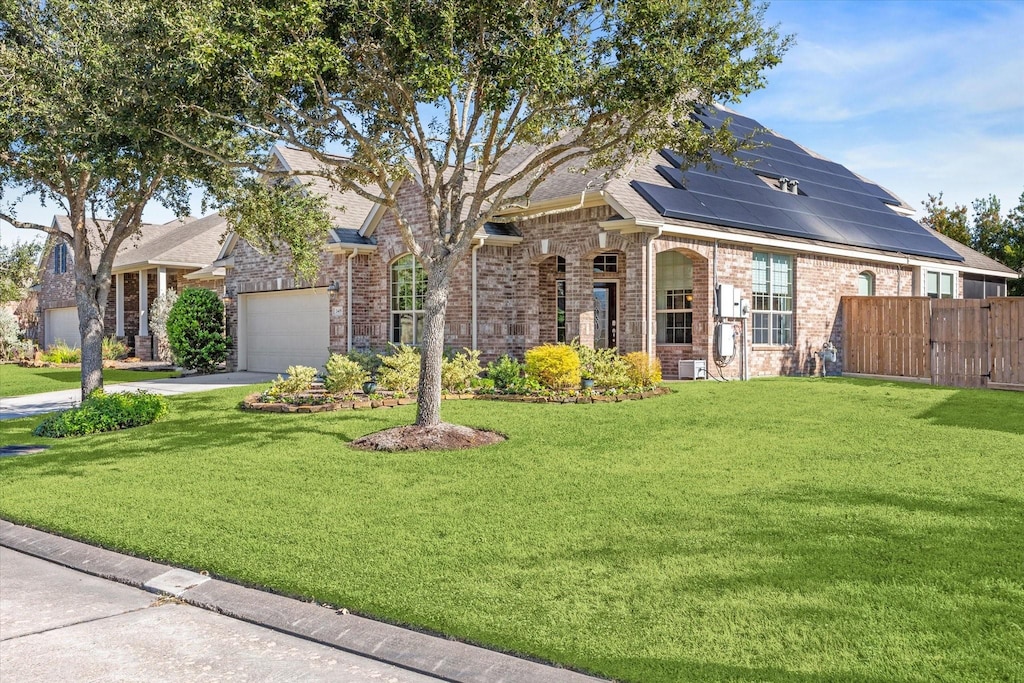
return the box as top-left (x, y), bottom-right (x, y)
top-left (243, 290), bottom-right (330, 373)
top-left (45, 307), bottom-right (80, 349)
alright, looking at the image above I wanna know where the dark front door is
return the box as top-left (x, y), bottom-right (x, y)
top-left (593, 282), bottom-right (617, 349)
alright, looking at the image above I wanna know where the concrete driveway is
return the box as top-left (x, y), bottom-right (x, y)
top-left (0, 371), bottom-right (277, 420)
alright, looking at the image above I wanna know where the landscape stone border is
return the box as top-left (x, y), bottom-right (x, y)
top-left (242, 386), bottom-right (670, 413)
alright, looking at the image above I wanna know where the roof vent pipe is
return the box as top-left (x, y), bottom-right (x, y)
top-left (788, 179), bottom-right (799, 194)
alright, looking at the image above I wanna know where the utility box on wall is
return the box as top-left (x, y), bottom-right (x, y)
top-left (678, 359), bottom-right (708, 380)
top-left (717, 284), bottom-right (744, 318)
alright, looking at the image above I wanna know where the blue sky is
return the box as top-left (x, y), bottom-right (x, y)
top-left (3, 0), bottom-right (1023, 246)
top-left (740, 0), bottom-right (1024, 215)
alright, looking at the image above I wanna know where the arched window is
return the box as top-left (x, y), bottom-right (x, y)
top-left (858, 271), bottom-right (875, 296)
top-left (656, 251), bottom-right (693, 344)
top-left (391, 254), bottom-right (427, 344)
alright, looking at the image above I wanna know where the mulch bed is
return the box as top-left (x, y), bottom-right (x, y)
top-left (349, 423), bottom-right (506, 451)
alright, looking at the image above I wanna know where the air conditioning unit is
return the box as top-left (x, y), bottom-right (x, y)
top-left (678, 359), bottom-right (707, 380)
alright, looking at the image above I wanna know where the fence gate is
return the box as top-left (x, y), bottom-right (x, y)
top-left (988, 298), bottom-right (1024, 390)
top-left (930, 300), bottom-right (989, 389)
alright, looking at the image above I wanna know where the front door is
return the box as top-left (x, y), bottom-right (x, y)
top-left (593, 282), bottom-right (617, 349)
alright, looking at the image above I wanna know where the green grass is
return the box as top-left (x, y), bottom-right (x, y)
top-left (1, 378), bottom-right (1021, 682)
top-left (0, 364), bottom-right (179, 397)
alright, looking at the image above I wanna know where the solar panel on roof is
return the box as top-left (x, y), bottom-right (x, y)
top-left (625, 107), bottom-right (966, 261)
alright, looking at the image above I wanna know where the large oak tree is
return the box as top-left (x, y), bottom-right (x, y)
top-left (0, 0), bottom-right (322, 397)
top-left (188, 0), bottom-right (791, 431)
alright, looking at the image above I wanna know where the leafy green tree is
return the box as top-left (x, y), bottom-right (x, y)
top-left (921, 193), bottom-right (971, 245)
top-left (1003, 192), bottom-right (1024, 296)
top-left (0, 0), bottom-right (330, 398)
top-left (0, 239), bottom-right (41, 304)
top-left (187, 0), bottom-right (791, 429)
top-left (972, 194), bottom-right (1004, 260)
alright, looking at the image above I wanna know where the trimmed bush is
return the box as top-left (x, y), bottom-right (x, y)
top-left (166, 288), bottom-right (230, 373)
top-left (324, 354), bottom-right (367, 394)
top-left (441, 348), bottom-right (483, 393)
top-left (102, 336), bottom-right (130, 361)
top-left (34, 389), bottom-right (169, 438)
top-left (42, 340), bottom-right (81, 364)
top-left (525, 344), bottom-right (580, 391)
top-left (269, 365), bottom-right (318, 395)
top-left (487, 354), bottom-right (524, 390)
top-left (575, 343), bottom-right (631, 389)
top-left (377, 344), bottom-right (420, 393)
top-left (623, 351), bottom-right (662, 388)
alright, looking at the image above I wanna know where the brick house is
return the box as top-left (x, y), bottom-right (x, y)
top-left (36, 213), bottom-right (227, 359)
top-left (220, 108), bottom-right (1017, 379)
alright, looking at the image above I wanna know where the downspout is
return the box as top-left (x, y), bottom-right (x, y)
top-left (347, 248), bottom-right (359, 352)
top-left (471, 238), bottom-right (486, 351)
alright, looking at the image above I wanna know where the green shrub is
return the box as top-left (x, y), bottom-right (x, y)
top-left (486, 354), bottom-right (524, 389)
top-left (102, 336), bottom-right (130, 360)
top-left (525, 344), bottom-right (580, 391)
top-left (166, 288), bottom-right (230, 373)
top-left (377, 344), bottom-right (420, 393)
top-left (43, 340), bottom-right (81, 364)
top-left (623, 352), bottom-right (662, 388)
top-left (269, 365), bottom-right (318, 395)
top-left (441, 348), bottom-right (482, 393)
top-left (34, 390), bottom-right (169, 438)
top-left (574, 343), bottom-right (630, 389)
top-left (346, 348), bottom-right (383, 377)
top-left (324, 354), bottom-right (367, 394)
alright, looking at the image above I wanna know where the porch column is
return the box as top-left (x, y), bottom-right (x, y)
top-left (566, 255), bottom-right (595, 347)
top-left (138, 270), bottom-right (149, 336)
top-left (156, 266), bottom-right (167, 297)
top-left (115, 273), bottom-right (125, 337)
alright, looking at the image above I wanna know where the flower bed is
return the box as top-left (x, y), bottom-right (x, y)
top-left (241, 386), bottom-right (670, 413)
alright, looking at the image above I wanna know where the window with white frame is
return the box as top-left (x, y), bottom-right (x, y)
top-left (656, 251), bottom-right (693, 344)
top-left (925, 270), bottom-right (954, 299)
top-left (752, 252), bottom-right (793, 345)
top-left (858, 271), bottom-right (875, 296)
top-left (53, 242), bottom-right (68, 274)
top-left (391, 254), bottom-right (427, 344)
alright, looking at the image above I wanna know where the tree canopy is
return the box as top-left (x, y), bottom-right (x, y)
top-left (184, 0), bottom-right (792, 428)
top-left (0, 239), bottom-right (40, 304)
top-left (0, 0), bottom-right (329, 395)
top-left (921, 191), bottom-right (1024, 296)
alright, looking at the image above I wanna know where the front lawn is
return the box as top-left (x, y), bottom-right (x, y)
top-left (0, 364), bottom-right (179, 397)
top-left (1, 378), bottom-right (1021, 682)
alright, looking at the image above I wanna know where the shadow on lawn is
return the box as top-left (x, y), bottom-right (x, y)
top-left (0, 391), bottom-right (408, 476)
top-left (574, 485), bottom-right (1023, 682)
top-left (914, 389), bottom-right (1024, 435)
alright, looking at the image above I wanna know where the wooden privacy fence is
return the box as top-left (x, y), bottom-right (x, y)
top-left (842, 296), bottom-right (1024, 390)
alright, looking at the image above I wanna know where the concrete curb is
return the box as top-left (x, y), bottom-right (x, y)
top-left (0, 520), bottom-right (605, 683)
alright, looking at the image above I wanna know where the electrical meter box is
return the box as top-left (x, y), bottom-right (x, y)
top-left (717, 284), bottom-right (744, 318)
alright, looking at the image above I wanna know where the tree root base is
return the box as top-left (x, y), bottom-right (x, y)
top-left (349, 422), bottom-right (506, 452)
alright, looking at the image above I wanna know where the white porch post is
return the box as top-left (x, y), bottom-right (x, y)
top-left (115, 273), bottom-right (125, 337)
top-left (138, 270), bottom-right (149, 337)
top-left (156, 267), bottom-right (167, 297)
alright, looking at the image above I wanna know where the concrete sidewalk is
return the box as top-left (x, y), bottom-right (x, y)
top-left (0, 521), bottom-right (603, 683)
top-left (0, 547), bottom-right (441, 682)
top-left (0, 371), bottom-right (277, 420)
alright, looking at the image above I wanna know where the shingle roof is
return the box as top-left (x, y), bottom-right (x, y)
top-left (53, 214), bottom-right (227, 272)
top-left (273, 146), bottom-right (380, 229)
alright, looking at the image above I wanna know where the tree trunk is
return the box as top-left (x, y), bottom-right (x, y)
top-left (75, 272), bottom-right (110, 400)
top-left (415, 259), bottom-right (453, 427)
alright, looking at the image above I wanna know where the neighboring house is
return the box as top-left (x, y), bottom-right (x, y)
top-left (37, 213), bottom-right (227, 358)
top-left (219, 107), bottom-right (1018, 379)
